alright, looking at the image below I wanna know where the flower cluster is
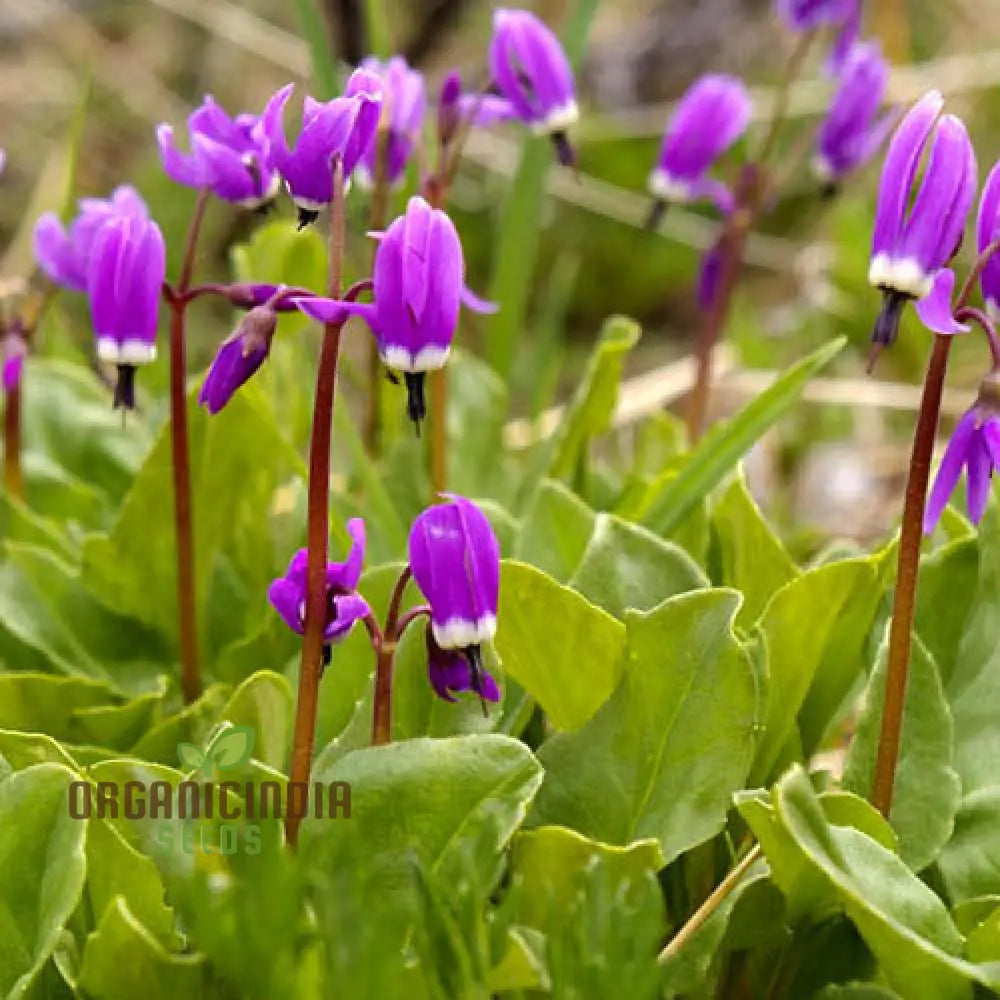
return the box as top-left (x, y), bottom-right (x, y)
top-left (268, 496), bottom-right (502, 704)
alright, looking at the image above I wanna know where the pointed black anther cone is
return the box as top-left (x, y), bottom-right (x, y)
top-left (820, 181), bottom-right (840, 201)
top-left (464, 644), bottom-right (489, 718)
top-left (404, 372), bottom-right (426, 436)
top-left (645, 198), bottom-right (667, 231)
top-left (296, 207), bottom-right (320, 230)
top-left (868, 289), bottom-right (910, 374)
top-left (321, 643), bottom-right (333, 670)
top-left (113, 364), bottom-right (137, 411)
top-left (551, 131), bottom-right (577, 169)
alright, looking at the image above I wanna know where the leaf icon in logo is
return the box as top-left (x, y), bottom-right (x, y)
top-left (206, 725), bottom-right (256, 771)
top-left (177, 742), bottom-right (206, 772)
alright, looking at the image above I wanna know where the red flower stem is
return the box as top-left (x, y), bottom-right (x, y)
top-left (170, 187), bottom-right (209, 704)
top-left (371, 565), bottom-right (412, 746)
top-left (2, 381), bottom-right (21, 498)
top-left (286, 164), bottom-right (347, 847)
top-left (872, 245), bottom-right (1000, 815)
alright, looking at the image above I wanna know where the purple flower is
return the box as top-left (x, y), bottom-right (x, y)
top-left (869, 92), bottom-right (977, 353)
top-left (267, 519), bottom-right (370, 644)
top-left (157, 96), bottom-right (280, 209)
top-left (814, 42), bottom-right (894, 189)
top-left (1, 325), bottom-right (26, 393)
top-left (977, 161), bottom-right (1000, 320)
top-left (426, 626), bottom-right (500, 704)
top-left (33, 186), bottom-right (148, 292)
top-left (198, 305), bottom-right (278, 414)
top-left (925, 378), bottom-right (1000, 532)
top-left (261, 74), bottom-right (382, 227)
top-left (408, 494), bottom-right (500, 650)
top-left (295, 196), bottom-right (494, 430)
top-left (409, 496), bottom-right (501, 704)
top-left (488, 8), bottom-right (578, 164)
top-left (777, 0), bottom-right (857, 31)
top-left (648, 75), bottom-right (751, 214)
top-left (354, 56), bottom-right (426, 187)
top-left (88, 213), bottom-right (167, 409)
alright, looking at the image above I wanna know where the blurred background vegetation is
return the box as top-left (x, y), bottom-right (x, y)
top-left (1, 0), bottom-right (997, 546)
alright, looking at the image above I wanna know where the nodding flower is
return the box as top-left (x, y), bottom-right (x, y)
top-left (33, 186), bottom-right (148, 293)
top-left (813, 42), bottom-right (894, 192)
top-left (487, 8), bottom-right (579, 165)
top-left (268, 519), bottom-right (371, 654)
top-left (87, 213), bottom-right (167, 409)
top-left (353, 56), bottom-right (426, 188)
top-left (261, 73), bottom-right (383, 227)
top-left (868, 91), bottom-right (976, 358)
top-left (408, 495), bottom-right (501, 705)
top-left (157, 96), bottom-right (280, 210)
top-left (294, 196), bottom-right (495, 432)
top-left (925, 373), bottom-right (1000, 533)
top-left (648, 74), bottom-right (751, 217)
top-left (198, 304), bottom-right (279, 415)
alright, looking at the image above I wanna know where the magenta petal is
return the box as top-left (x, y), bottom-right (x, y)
top-left (983, 418), bottom-right (1000, 468)
top-left (461, 285), bottom-right (498, 314)
top-left (924, 411), bottom-right (977, 533)
top-left (914, 269), bottom-right (967, 335)
top-left (966, 432), bottom-right (993, 524)
top-left (293, 296), bottom-right (350, 325)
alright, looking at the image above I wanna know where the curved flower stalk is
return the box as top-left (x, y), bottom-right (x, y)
top-left (648, 75), bottom-right (752, 219)
top-left (868, 91), bottom-right (976, 364)
top-left (870, 150), bottom-right (1000, 817)
top-left (261, 74), bottom-right (382, 228)
top-left (813, 41), bottom-right (894, 192)
top-left (296, 195), bottom-right (495, 432)
top-left (157, 96), bottom-right (280, 209)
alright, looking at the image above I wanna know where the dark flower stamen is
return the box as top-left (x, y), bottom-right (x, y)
top-left (113, 364), bottom-right (137, 410)
top-left (404, 372), bottom-right (426, 432)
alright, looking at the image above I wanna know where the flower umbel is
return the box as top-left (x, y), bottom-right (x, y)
top-left (868, 91), bottom-right (976, 357)
top-left (157, 96), bottom-right (280, 209)
top-left (925, 373), bottom-right (1000, 532)
top-left (268, 518), bottom-right (371, 649)
top-left (408, 495), bottom-right (500, 704)
top-left (648, 74), bottom-right (751, 215)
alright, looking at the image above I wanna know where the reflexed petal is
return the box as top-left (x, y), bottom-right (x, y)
top-left (460, 94), bottom-right (519, 126)
top-left (156, 124), bottom-right (205, 189)
top-left (332, 518), bottom-right (366, 590)
top-left (924, 411), bottom-right (977, 533)
top-left (898, 114), bottom-right (976, 273)
top-left (914, 269), bottom-right (967, 335)
top-left (325, 593), bottom-right (370, 643)
top-left (267, 577), bottom-right (304, 634)
top-left (872, 91), bottom-right (943, 259)
top-left (461, 285), bottom-right (498, 314)
top-left (967, 431), bottom-right (993, 524)
top-left (33, 213), bottom-right (85, 291)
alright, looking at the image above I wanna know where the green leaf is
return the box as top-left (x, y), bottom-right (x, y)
top-left (532, 589), bottom-right (758, 861)
top-left (0, 764), bottom-right (88, 999)
top-left (487, 926), bottom-right (549, 993)
top-left (78, 897), bottom-right (205, 1000)
top-left (640, 338), bottom-right (846, 537)
top-left (751, 557), bottom-right (883, 783)
top-left (301, 735), bottom-right (543, 910)
top-left (0, 730), bottom-right (80, 772)
top-left (567, 512), bottom-right (708, 617)
top-left (492, 560), bottom-right (626, 731)
top-left (939, 789), bottom-right (1000, 902)
top-left (508, 825), bottom-right (664, 928)
top-left (215, 671), bottom-right (293, 770)
top-left (514, 478), bottom-right (596, 581)
top-left (524, 316), bottom-right (641, 493)
top-left (130, 684), bottom-right (232, 765)
top-left (711, 471), bottom-right (798, 627)
top-left (752, 767), bottom-right (999, 1000)
top-left (843, 633), bottom-right (960, 871)
top-left (814, 984), bottom-right (904, 998)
